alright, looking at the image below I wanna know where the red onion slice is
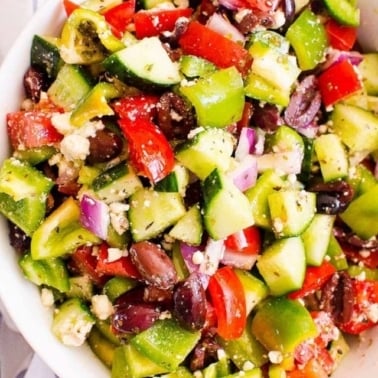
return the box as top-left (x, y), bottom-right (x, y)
top-left (221, 248), bottom-right (258, 270)
top-left (235, 127), bottom-right (257, 161)
top-left (80, 194), bottom-right (110, 240)
top-left (228, 154), bottom-right (258, 192)
top-left (206, 12), bottom-right (245, 44)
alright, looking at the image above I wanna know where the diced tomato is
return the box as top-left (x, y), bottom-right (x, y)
top-left (112, 94), bottom-right (159, 122)
top-left (339, 279), bottom-right (378, 335)
top-left (63, 0), bottom-right (79, 17)
top-left (133, 8), bottom-right (193, 39)
top-left (7, 111), bottom-right (63, 150)
top-left (288, 261), bottom-right (336, 300)
top-left (225, 225), bottom-right (262, 255)
top-left (118, 118), bottom-right (175, 183)
top-left (317, 59), bottom-right (362, 107)
top-left (325, 19), bottom-right (357, 51)
top-left (69, 245), bottom-right (107, 286)
top-left (96, 243), bottom-right (141, 279)
top-left (178, 21), bottom-right (252, 76)
top-left (207, 266), bottom-right (247, 339)
top-left (104, 0), bottom-right (136, 38)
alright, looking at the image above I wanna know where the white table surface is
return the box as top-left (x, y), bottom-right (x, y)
top-left (0, 1), bottom-right (58, 377)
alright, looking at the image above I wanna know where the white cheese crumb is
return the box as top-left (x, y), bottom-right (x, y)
top-left (91, 294), bottom-right (114, 321)
top-left (40, 288), bottom-right (55, 307)
top-left (268, 350), bottom-right (284, 364)
top-left (57, 315), bottom-right (93, 347)
top-left (106, 247), bottom-right (125, 262)
top-left (242, 361), bottom-right (255, 371)
top-left (60, 134), bottom-right (90, 161)
top-left (192, 250), bottom-right (205, 265)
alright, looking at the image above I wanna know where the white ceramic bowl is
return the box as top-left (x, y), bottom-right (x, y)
top-left (0, 1), bottom-right (377, 377)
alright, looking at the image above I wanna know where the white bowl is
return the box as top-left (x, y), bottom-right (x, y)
top-left (0, 1), bottom-right (377, 377)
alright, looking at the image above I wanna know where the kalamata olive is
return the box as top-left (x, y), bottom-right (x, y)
top-left (320, 271), bottom-right (354, 326)
top-left (251, 103), bottom-right (283, 132)
top-left (23, 66), bottom-right (47, 103)
top-left (173, 272), bottom-right (207, 331)
top-left (7, 222), bottom-right (30, 255)
top-left (112, 302), bottom-right (161, 334)
top-left (129, 241), bottom-right (178, 290)
top-left (284, 75), bottom-right (321, 129)
top-left (309, 180), bottom-right (354, 215)
top-left (87, 129), bottom-right (123, 164)
top-left (157, 92), bottom-right (195, 140)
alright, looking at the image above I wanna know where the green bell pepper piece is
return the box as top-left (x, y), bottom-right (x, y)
top-left (60, 8), bottom-right (124, 64)
top-left (323, 0), bottom-right (360, 27)
top-left (180, 67), bottom-right (245, 128)
top-left (251, 296), bottom-right (318, 354)
top-left (0, 158), bottom-right (54, 236)
top-left (19, 253), bottom-right (70, 292)
top-left (130, 319), bottom-right (201, 371)
top-left (70, 82), bottom-right (121, 126)
top-left (112, 343), bottom-right (169, 378)
top-left (339, 184), bottom-right (378, 240)
top-left (31, 196), bottom-right (100, 259)
top-left (286, 8), bottom-right (328, 71)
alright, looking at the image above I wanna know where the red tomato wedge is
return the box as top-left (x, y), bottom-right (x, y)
top-left (112, 94), bottom-right (159, 122)
top-left (224, 225), bottom-right (261, 255)
top-left (288, 261), bottom-right (336, 300)
top-left (104, 0), bottom-right (136, 38)
top-left (317, 59), bottom-right (362, 107)
top-left (7, 111), bottom-right (63, 150)
top-left (96, 243), bottom-right (141, 279)
top-left (325, 19), bottom-right (357, 51)
top-left (118, 118), bottom-right (175, 183)
top-left (134, 8), bottom-right (193, 39)
top-left (207, 266), bottom-right (247, 339)
top-left (178, 21), bottom-right (252, 76)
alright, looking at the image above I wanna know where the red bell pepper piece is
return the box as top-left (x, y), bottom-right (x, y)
top-left (104, 0), bottom-right (136, 38)
top-left (96, 243), bottom-right (141, 279)
top-left (317, 59), bottom-right (362, 107)
top-left (7, 111), bottom-right (63, 150)
top-left (69, 245), bottom-right (107, 286)
top-left (288, 260), bottom-right (336, 300)
top-left (63, 0), bottom-right (79, 17)
top-left (178, 21), bottom-right (252, 76)
top-left (207, 266), bottom-right (247, 339)
top-left (133, 8), bottom-right (193, 39)
top-left (325, 19), bottom-right (357, 51)
top-left (118, 118), bottom-right (175, 183)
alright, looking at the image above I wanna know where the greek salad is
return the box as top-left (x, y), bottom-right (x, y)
top-left (0, 0), bottom-right (378, 377)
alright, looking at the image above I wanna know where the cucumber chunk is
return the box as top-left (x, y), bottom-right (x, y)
top-left (87, 325), bottom-right (117, 368)
top-left (128, 188), bottom-right (186, 242)
top-left (175, 128), bottom-right (235, 180)
top-left (92, 162), bottom-right (143, 203)
top-left (52, 298), bottom-right (95, 347)
top-left (268, 189), bottom-right (316, 238)
top-left (31, 35), bottom-right (63, 79)
top-left (103, 37), bottom-right (181, 88)
top-left (256, 237), bottom-right (306, 296)
top-left (323, 0), bottom-right (360, 27)
top-left (168, 204), bottom-right (203, 246)
top-left (302, 214), bottom-right (335, 266)
top-left (331, 103), bottom-right (378, 154)
top-left (48, 64), bottom-right (93, 111)
top-left (314, 134), bottom-right (349, 182)
top-left (202, 168), bottom-right (254, 240)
